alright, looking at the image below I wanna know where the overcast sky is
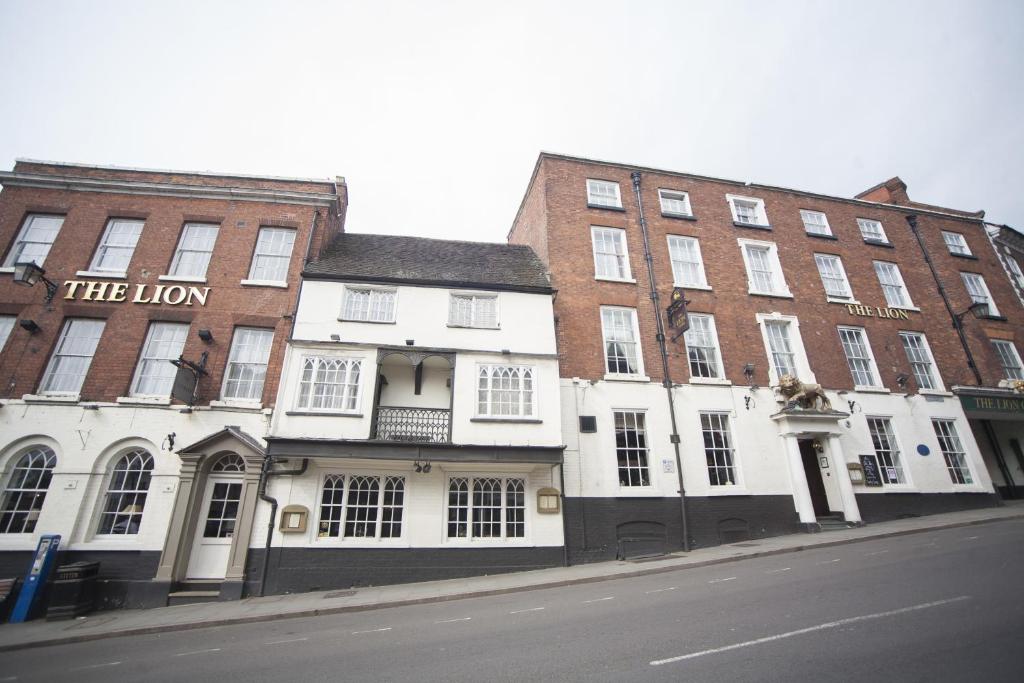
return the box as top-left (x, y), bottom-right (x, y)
top-left (1, 1), bottom-right (1021, 242)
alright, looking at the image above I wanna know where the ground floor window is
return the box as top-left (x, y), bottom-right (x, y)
top-left (932, 419), bottom-right (973, 485)
top-left (97, 449), bottom-right (153, 535)
top-left (615, 410), bottom-right (650, 487)
top-left (701, 413), bottom-right (737, 486)
top-left (0, 446), bottom-right (57, 534)
top-left (867, 417), bottom-right (906, 485)
top-left (318, 474), bottom-right (405, 539)
top-left (447, 477), bottom-right (525, 539)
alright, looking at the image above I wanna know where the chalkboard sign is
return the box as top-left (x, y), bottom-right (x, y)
top-left (859, 454), bottom-right (883, 487)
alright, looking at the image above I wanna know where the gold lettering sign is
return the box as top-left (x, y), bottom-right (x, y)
top-left (846, 304), bottom-right (910, 320)
top-left (63, 280), bottom-right (210, 306)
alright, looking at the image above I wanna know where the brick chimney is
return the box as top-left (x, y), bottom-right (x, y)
top-left (855, 176), bottom-right (909, 205)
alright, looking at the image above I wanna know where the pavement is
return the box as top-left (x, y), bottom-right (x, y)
top-left (2, 502), bottom-right (1023, 653)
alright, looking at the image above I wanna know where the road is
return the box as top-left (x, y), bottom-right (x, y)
top-left (4, 519), bottom-right (1024, 682)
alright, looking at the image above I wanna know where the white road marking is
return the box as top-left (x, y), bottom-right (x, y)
top-left (583, 596), bottom-right (616, 604)
top-left (916, 542), bottom-right (938, 548)
top-left (174, 648), bottom-right (221, 657)
top-left (964, 535), bottom-right (980, 540)
top-left (650, 595), bottom-right (971, 666)
top-left (265, 637), bottom-right (309, 645)
top-left (510, 607), bottom-right (545, 614)
top-left (352, 627), bottom-right (392, 635)
top-left (866, 550), bottom-right (889, 556)
top-left (435, 617), bottom-right (472, 623)
top-left (1, 676), bottom-right (19, 681)
top-left (816, 559), bottom-right (841, 565)
top-left (766, 567), bottom-right (791, 574)
top-left (645, 587), bottom-right (677, 594)
top-left (69, 662), bottom-right (121, 671)
top-left (708, 577), bottom-right (737, 584)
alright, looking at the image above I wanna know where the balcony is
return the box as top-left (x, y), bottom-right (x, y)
top-left (374, 406), bottom-right (451, 443)
top-left (371, 348), bottom-right (454, 444)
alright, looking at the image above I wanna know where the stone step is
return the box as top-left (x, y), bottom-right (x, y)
top-left (167, 590), bottom-right (220, 606)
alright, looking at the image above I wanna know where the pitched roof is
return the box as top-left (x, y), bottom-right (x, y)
top-left (304, 233), bottom-right (552, 292)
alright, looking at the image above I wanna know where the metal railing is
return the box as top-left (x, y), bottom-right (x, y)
top-left (374, 406), bottom-right (451, 443)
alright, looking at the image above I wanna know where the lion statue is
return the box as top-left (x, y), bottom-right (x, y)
top-left (778, 374), bottom-right (833, 411)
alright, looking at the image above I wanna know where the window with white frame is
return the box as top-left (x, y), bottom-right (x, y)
top-left (764, 320), bottom-right (797, 379)
top-left (667, 235), bottom-right (708, 288)
top-left (615, 410), bottom-right (650, 487)
top-left (659, 189), bottom-right (692, 217)
top-left (838, 326), bottom-right (880, 388)
top-left (727, 195), bottom-right (768, 227)
top-left (40, 318), bottom-right (105, 395)
top-left (447, 477), bottom-right (524, 539)
top-left (0, 316), bottom-right (14, 353)
top-left (342, 287), bottom-right (397, 323)
top-left (739, 239), bottom-right (789, 296)
top-left (477, 365), bottom-right (535, 417)
top-left (591, 227), bottom-right (632, 281)
top-left (867, 418), bottom-right (906, 485)
top-left (701, 412), bottom-right (737, 486)
top-left (683, 313), bottom-right (723, 379)
top-left (800, 210), bottom-right (832, 236)
top-left (961, 272), bottom-right (1000, 317)
top-left (942, 231), bottom-right (971, 256)
top-left (899, 332), bottom-right (941, 390)
top-left (297, 356), bottom-right (362, 412)
top-left (130, 322), bottom-right (188, 397)
top-left (874, 261), bottom-right (914, 308)
top-left (97, 449), bottom-right (153, 535)
top-left (2, 214), bottom-right (64, 267)
top-left (87, 219), bottom-right (144, 273)
top-left (449, 293), bottom-right (498, 328)
top-left (857, 218), bottom-right (888, 243)
top-left (586, 179), bottom-right (622, 208)
top-left (247, 227), bottom-right (296, 283)
top-left (0, 446), bottom-right (56, 534)
top-left (318, 474), bottom-right (405, 539)
top-left (601, 307), bottom-right (642, 375)
top-left (932, 419), bottom-right (973, 485)
top-left (992, 340), bottom-right (1023, 380)
top-left (1006, 255), bottom-right (1024, 289)
top-left (168, 223), bottom-right (219, 279)
top-left (814, 254), bottom-right (853, 300)
top-left (222, 327), bottom-right (274, 401)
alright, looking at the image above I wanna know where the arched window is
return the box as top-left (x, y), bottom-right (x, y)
top-left (210, 453), bottom-right (245, 473)
top-left (0, 447), bottom-right (57, 534)
top-left (97, 449), bottom-right (154, 535)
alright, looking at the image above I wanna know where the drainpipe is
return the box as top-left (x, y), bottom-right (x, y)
top-left (630, 172), bottom-right (690, 552)
top-left (257, 456), bottom-right (308, 597)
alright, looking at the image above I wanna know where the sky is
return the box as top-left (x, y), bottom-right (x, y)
top-left (1, 0), bottom-right (1022, 243)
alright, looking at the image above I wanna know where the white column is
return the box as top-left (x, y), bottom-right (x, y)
top-left (828, 435), bottom-right (861, 523)
top-left (784, 435), bottom-right (817, 524)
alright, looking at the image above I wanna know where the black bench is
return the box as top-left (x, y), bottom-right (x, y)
top-left (0, 577), bottom-right (20, 621)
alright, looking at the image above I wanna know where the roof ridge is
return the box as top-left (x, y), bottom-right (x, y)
top-left (333, 232), bottom-right (534, 249)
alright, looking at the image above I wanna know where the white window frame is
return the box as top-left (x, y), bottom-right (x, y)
top-left (899, 331), bottom-right (943, 392)
top-left (866, 417), bottom-right (910, 487)
top-left (726, 194), bottom-right (769, 227)
top-left (614, 410), bottom-right (651, 488)
top-left (755, 313), bottom-right (815, 386)
top-left (683, 313), bottom-right (724, 381)
top-left (932, 419), bottom-right (974, 485)
top-left (341, 286), bottom-right (398, 323)
top-left (739, 238), bottom-right (792, 297)
top-left (837, 326), bottom-right (882, 389)
top-left (0, 446), bottom-right (57, 535)
top-left (95, 449), bottom-right (154, 536)
top-left (942, 231), bottom-right (972, 256)
top-left (992, 340), bottom-right (1023, 380)
top-left (130, 322), bottom-right (189, 397)
top-left (2, 214), bottom-right (64, 268)
top-left (658, 189), bottom-right (693, 217)
top-left (40, 318), bottom-right (106, 396)
top-left (245, 227), bottom-right (296, 285)
top-left (476, 364), bottom-right (537, 418)
top-left (295, 355), bottom-right (363, 413)
top-left (857, 218), bottom-right (889, 244)
top-left (0, 315), bottom-right (17, 354)
top-left (667, 235), bottom-right (709, 289)
top-left (960, 272), bottom-right (1000, 317)
top-left (590, 227), bottom-right (633, 282)
top-left (1005, 254), bottom-right (1024, 290)
top-left (85, 218), bottom-right (144, 275)
top-left (586, 179), bottom-right (622, 209)
top-left (316, 473), bottom-right (406, 541)
top-left (166, 222), bottom-right (219, 280)
top-left (874, 261), bottom-right (916, 309)
top-left (814, 253), bottom-right (854, 302)
top-left (600, 306), bottom-right (645, 378)
top-left (800, 210), bottom-right (832, 236)
top-left (446, 475), bottom-right (526, 541)
top-left (701, 412), bottom-right (740, 487)
top-left (221, 327), bottom-right (274, 402)
top-left (448, 292), bottom-right (499, 329)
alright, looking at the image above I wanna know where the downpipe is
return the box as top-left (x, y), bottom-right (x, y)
top-left (257, 456), bottom-right (308, 597)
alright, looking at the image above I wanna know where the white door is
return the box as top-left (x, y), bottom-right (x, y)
top-left (186, 477), bottom-right (243, 579)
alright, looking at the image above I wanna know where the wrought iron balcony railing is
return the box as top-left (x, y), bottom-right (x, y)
top-left (374, 406), bottom-right (451, 443)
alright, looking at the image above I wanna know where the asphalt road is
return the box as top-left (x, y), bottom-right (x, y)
top-left (4, 519), bottom-right (1024, 682)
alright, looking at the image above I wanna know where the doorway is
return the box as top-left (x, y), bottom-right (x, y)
top-left (798, 439), bottom-right (830, 518)
top-left (186, 454), bottom-right (245, 580)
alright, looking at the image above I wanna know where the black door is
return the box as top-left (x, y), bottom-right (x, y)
top-left (799, 439), bottom-right (830, 517)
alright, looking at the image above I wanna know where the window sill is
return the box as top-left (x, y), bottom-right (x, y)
top-left (209, 399), bottom-right (264, 411)
top-left (240, 279), bottom-right (288, 288)
top-left (616, 487), bottom-right (665, 498)
top-left (285, 410), bottom-right (363, 417)
top-left (0, 266), bottom-right (14, 274)
top-left (594, 276), bottom-right (637, 284)
top-left (706, 487), bottom-right (750, 496)
top-left (949, 252), bottom-right (978, 260)
top-left (749, 290), bottom-right (794, 299)
top-left (314, 539), bottom-right (413, 548)
top-left (806, 232), bottom-right (838, 240)
top-left (862, 239), bottom-right (894, 248)
top-left (917, 389), bottom-right (953, 398)
top-left (587, 203), bottom-right (625, 212)
top-left (675, 283), bottom-right (712, 291)
top-left (22, 393), bottom-right (79, 403)
top-left (116, 396), bottom-right (172, 406)
top-left (734, 221), bottom-right (772, 231)
top-left (158, 274), bottom-right (207, 283)
top-left (687, 377), bottom-right (731, 386)
top-left (853, 386), bottom-right (890, 394)
top-left (447, 323), bottom-right (500, 330)
top-left (471, 417), bottom-right (542, 423)
top-left (888, 304), bottom-right (920, 312)
top-left (978, 314), bottom-right (1008, 322)
top-left (827, 296), bottom-right (859, 305)
top-left (661, 212), bottom-right (697, 221)
top-left (76, 270), bottom-right (127, 279)
top-left (339, 317), bottom-right (397, 325)
top-left (603, 373), bottom-right (651, 383)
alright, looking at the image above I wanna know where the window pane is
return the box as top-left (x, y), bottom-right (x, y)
top-left (587, 179), bottom-right (621, 207)
top-left (815, 254), bottom-right (850, 298)
top-left (90, 219), bottom-right (144, 272)
top-left (298, 357), bottom-right (361, 410)
top-left (592, 228), bottom-right (629, 280)
top-left (659, 190), bottom-right (691, 216)
top-left (801, 210), bottom-right (831, 235)
top-left (868, 418), bottom-right (905, 484)
top-left (684, 314), bottom-right (721, 378)
top-left (224, 328), bottom-right (274, 400)
top-left (132, 322), bottom-right (189, 396)
top-left (170, 223), bottom-right (219, 278)
top-left (702, 413), bottom-right (736, 486)
top-left (874, 262), bottom-right (911, 308)
top-left (41, 319), bottom-right (106, 394)
top-left (900, 332), bottom-right (937, 390)
top-left (3, 214), bottom-right (64, 267)
top-left (0, 447), bottom-right (57, 534)
top-left (839, 327), bottom-right (878, 387)
top-left (97, 450), bottom-right (153, 535)
top-left (765, 321), bottom-right (796, 378)
top-left (248, 228), bottom-right (295, 282)
top-left (602, 308), bottom-right (639, 374)
top-left (615, 411), bottom-right (650, 486)
top-left (993, 341), bottom-right (1023, 380)
top-left (933, 420), bottom-right (972, 485)
top-left (668, 236), bottom-right (706, 287)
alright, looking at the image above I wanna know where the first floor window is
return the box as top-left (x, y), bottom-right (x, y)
top-left (318, 474), bottom-right (405, 539)
top-left (992, 340), bottom-right (1023, 380)
top-left (765, 320), bottom-right (797, 379)
top-left (169, 222), bottom-right (219, 278)
top-left (601, 307), bottom-right (642, 375)
top-left (342, 287), bottom-right (397, 323)
top-left (478, 365), bottom-right (535, 417)
top-left (874, 261), bottom-right (913, 308)
top-left (447, 477), bottom-right (524, 539)
top-left (615, 410), bottom-right (650, 487)
top-left (297, 356), bottom-right (361, 411)
top-left (838, 327), bottom-right (879, 387)
top-left (701, 413), bottom-right (737, 486)
top-left (868, 418), bottom-right (906, 485)
top-left (0, 315), bottom-right (14, 353)
top-left (899, 332), bottom-right (939, 390)
top-left (3, 213), bottom-right (64, 267)
top-left (131, 322), bottom-right (188, 396)
top-left (741, 241), bottom-right (787, 296)
top-left (248, 227), bottom-right (295, 283)
top-left (586, 179), bottom-right (622, 208)
top-left (933, 419), bottom-right (973, 485)
top-left (683, 313), bottom-right (722, 379)
top-left (961, 273), bottom-right (999, 317)
top-left (40, 318), bottom-right (105, 394)
top-left (0, 447), bottom-right (57, 534)
top-left (88, 218), bottom-right (144, 273)
top-left (800, 210), bottom-right (832, 236)
top-left (857, 218), bottom-right (888, 243)
top-left (667, 235), bottom-right (708, 288)
top-left (591, 227), bottom-right (631, 280)
top-left (97, 449), bottom-right (153, 535)
top-left (449, 293), bottom-right (498, 328)
top-left (223, 328), bottom-right (274, 400)
top-left (815, 254), bottom-right (852, 299)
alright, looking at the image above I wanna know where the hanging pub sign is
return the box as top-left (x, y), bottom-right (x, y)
top-left (666, 287), bottom-right (690, 341)
top-left (845, 303), bottom-right (912, 320)
top-left (62, 280), bottom-right (211, 306)
top-left (170, 352), bottom-right (209, 406)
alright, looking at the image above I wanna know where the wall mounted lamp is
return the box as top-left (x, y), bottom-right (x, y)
top-left (895, 373), bottom-right (910, 392)
top-left (18, 319), bottom-right (40, 334)
top-left (12, 262), bottom-right (59, 304)
top-left (955, 300), bottom-right (989, 322)
top-left (197, 329), bottom-right (214, 343)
